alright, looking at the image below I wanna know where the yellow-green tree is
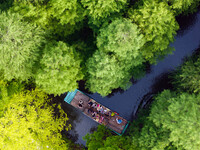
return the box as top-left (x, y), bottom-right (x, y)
top-left (0, 89), bottom-right (71, 150)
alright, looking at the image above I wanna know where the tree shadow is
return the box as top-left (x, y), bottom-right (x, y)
top-left (176, 8), bottom-right (200, 36)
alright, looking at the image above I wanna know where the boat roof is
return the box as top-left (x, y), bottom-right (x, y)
top-left (64, 90), bottom-right (129, 135)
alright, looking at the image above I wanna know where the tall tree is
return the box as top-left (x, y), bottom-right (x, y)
top-left (97, 18), bottom-right (145, 64)
top-left (128, 0), bottom-right (179, 63)
top-left (173, 58), bottom-right (200, 94)
top-left (162, 0), bottom-right (200, 15)
top-left (0, 89), bottom-right (71, 149)
top-left (86, 51), bottom-right (132, 96)
top-left (149, 90), bottom-right (200, 150)
top-left (81, 0), bottom-right (128, 30)
top-left (86, 19), bottom-right (145, 96)
top-left (0, 11), bottom-right (44, 81)
top-left (11, 0), bottom-right (85, 37)
top-left (35, 41), bottom-right (83, 95)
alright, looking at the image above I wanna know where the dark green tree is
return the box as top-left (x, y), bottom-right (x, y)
top-left (83, 125), bottom-right (112, 150)
top-left (128, 0), bottom-right (179, 63)
top-left (149, 90), bottom-right (200, 150)
top-left (173, 58), bottom-right (200, 94)
top-left (35, 41), bottom-right (83, 95)
top-left (0, 11), bottom-right (44, 81)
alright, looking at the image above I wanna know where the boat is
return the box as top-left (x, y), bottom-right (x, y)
top-left (64, 89), bottom-right (129, 135)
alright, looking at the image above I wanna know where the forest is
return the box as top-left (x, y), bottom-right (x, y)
top-left (0, 0), bottom-right (200, 149)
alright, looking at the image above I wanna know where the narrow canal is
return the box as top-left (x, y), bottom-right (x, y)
top-left (62, 10), bottom-right (200, 145)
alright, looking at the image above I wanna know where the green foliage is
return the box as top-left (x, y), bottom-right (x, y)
top-left (84, 125), bottom-right (131, 150)
top-left (86, 19), bottom-right (145, 96)
top-left (0, 89), bottom-right (71, 150)
top-left (0, 11), bottom-right (44, 81)
top-left (48, 0), bottom-right (85, 25)
top-left (149, 90), bottom-right (200, 150)
top-left (172, 58), bottom-right (200, 94)
top-left (163, 0), bottom-right (200, 15)
top-left (97, 19), bottom-right (145, 63)
top-left (86, 50), bottom-right (132, 96)
top-left (36, 41), bottom-right (83, 95)
top-left (11, 0), bottom-right (85, 37)
top-left (128, 0), bottom-right (179, 63)
top-left (83, 125), bottom-right (112, 150)
top-left (132, 121), bottom-right (171, 150)
top-left (81, 0), bottom-right (128, 29)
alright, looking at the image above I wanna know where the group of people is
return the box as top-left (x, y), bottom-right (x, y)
top-left (78, 99), bottom-right (123, 125)
top-left (87, 100), bottom-right (110, 124)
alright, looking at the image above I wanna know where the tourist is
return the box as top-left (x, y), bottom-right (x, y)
top-left (78, 104), bottom-right (82, 108)
top-left (116, 118), bottom-right (122, 124)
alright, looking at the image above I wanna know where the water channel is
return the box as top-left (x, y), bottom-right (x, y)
top-left (61, 10), bottom-right (200, 145)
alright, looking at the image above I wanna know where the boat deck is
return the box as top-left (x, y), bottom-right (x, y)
top-left (67, 90), bottom-right (128, 135)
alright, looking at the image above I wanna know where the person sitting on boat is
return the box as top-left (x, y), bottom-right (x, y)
top-left (78, 104), bottom-right (83, 108)
top-left (88, 101), bottom-right (93, 107)
top-left (92, 112), bottom-right (97, 118)
top-left (97, 105), bottom-right (104, 113)
top-left (95, 114), bottom-right (100, 122)
top-left (92, 103), bottom-right (97, 108)
top-left (116, 118), bottom-right (122, 124)
top-left (87, 107), bottom-right (94, 114)
top-left (79, 100), bottom-right (83, 104)
top-left (99, 116), bottom-right (104, 123)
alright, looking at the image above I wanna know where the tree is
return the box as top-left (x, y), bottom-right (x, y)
top-left (86, 50), bottom-right (133, 96)
top-left (0, 11), bottom-right (44, 81)
top-left (163, 0), bottom-right (200, 15)
top-left (97, 18), bottom-right (145, 64)
top-left (35, 41), bottom-right (83, 95)
top-left (11, 0), bottom-right (85, 37)
top-left (149, 90), bottom-right (200, 150)
top-left (0, 89), bottom-right (71, 150)
top-left (83, 125), bottom-right (112, 150)
top-left (173, 58), bottom-right (200, 94)
top-left (81, 0), bottom-right (128, 29)
top-left (86, 19), bottom-right (145, 96)
top-left (128, 0), bottom-right (179, 63)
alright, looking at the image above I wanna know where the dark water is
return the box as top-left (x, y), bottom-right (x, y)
top-left (62, 11), bottom-right (200, 145)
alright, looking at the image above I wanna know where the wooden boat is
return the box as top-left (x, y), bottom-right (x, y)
top-left (64, 89), bottom-right (129, 135)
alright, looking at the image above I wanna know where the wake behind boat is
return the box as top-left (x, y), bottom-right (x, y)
top-left (64, 89), bottom-right (129, 135)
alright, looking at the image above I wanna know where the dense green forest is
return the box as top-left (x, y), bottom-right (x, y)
top-left (0, 0), bottom-right (200, 149)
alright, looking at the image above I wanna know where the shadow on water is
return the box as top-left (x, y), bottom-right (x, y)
top-left (176, 11), bottom-right (199, 36)
top-left (52, 94), bottom-right (81, 143)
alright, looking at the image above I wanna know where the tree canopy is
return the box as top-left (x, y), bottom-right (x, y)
top-left (0, 89), bottom-right (71, 150)
top-left (86, 19), bottom-right (145, 96)
top-left (0, 11), bottom-right (44, 81)
top-left (81, 0), bottom-right (128, 29)
top-left (149, 90), bottom-right (200, 150)
top-left (36, 41), bottom-right (84, 95)
top-left (173, 57), bottom-right (200, 94)
top-left (163, 0), bottom-right (200, 15)
top-left (128, 0), bottom-right (179, 63)
top-left (11, 0), bottom-right (85, 36)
